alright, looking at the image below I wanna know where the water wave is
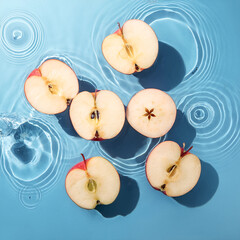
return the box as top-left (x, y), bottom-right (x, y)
top-left (91, 0), bottom-right (222, 94)
top-left (176, 82), bottom-right (240, 165)
top-left (0, 114), bottom-right (64, 194)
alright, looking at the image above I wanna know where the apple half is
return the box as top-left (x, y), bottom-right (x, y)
top-left (102, 19), bottom-right (159, 74)
top-left (65, 154), bottom-right (120, 209)
top-left (70, 90), bottom-right (125, 140)
top-left (24, 59), bottom-right (79, 114)
top-left (126, 88), bottom-right (176, 138)
top-left (145, 141), bottom-right (201, 197)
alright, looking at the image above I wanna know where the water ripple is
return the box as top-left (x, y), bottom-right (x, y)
top-left (0, 114), bottom-right (64, 195)
top-left (0, 10), bottom-right (44, 63)
top-left (91, 0), bottom-right (222, 93)
top-left (95, 133), bottom-right (166, 176)
top-left (14, 52), bottom-right (113, 160)
top-left (176, 82), bottom-right (240, 164)
top-left (18, 186), bottom-right (41, 209)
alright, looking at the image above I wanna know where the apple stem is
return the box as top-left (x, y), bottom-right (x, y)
top-left (81, 153), bottom-right (87, 171)
top-left (117, 23), bottom-right (125, 42)
top-left (94, 88), bottom-right (98, 104)
top-left (117, 22), bottom-right (134, 58)
top-left (182, 146), bottom-right (193, 157)
top-left (117, 22), bottom-right (123, 36)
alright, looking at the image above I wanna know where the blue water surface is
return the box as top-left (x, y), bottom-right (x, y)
top-left (0, 0), bottom-right (240, 239)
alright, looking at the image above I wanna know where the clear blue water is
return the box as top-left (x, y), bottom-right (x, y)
top-left (0, 0), bottom-right (240, 239)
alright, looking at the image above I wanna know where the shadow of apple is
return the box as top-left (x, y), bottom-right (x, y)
top-left (174, 160), bottom-right (219, 207)
top-left (96, 175), bottom-right (140, 218)
top-left (55, 79), bottom-right (96, 137)
top-left (134, 41), bottom-right (186, 91)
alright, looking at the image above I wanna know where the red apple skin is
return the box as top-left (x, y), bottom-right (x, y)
top-left (91, 137), bottom-right (104, 141)
top-left (65, 157), bottom-right (90, 191)
top-left (145, 141), bottom-right (194, 196)
top-left (67, 158), bottom-right (90, 173)
top-left (101, 19), bottom-right (159, 75)
top-left (114, 28), bottom-right (122, 36)
top-left (27, 68), bottom-right (42, 79)
top-left (180, 146), bottom-right (193, 157)
top-left (24, 68), bottom-right (62, 115)
top-left (65, 157), bottom-right (90, 209)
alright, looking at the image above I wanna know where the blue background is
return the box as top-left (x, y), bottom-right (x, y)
top-left (0, 0), bottom-right (240, 239)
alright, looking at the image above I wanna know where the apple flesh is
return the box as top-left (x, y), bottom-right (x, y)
top-left (24, 59), bottom-right (79, 114)
top-left (145, 141), bottom-right (201, 197)
top-left (70, 90), bottom-right (125, 140)
top-left (102, 19), bottom-right (159, 74)
top-left (126, 88), bottom-right (176, 138)
top-left (65, 154), bottom-right (120, 209)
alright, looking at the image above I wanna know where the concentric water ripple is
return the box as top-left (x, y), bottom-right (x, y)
top-left (176, 82), bottom-right (240, 164)
top-left (0, 113), bottom-right (64, 197)
top-left (126, 0), bottom-right (222, 85)
top-left (19, 186), bottom-right (41, 209)
top-left (91, 0), bottom-right (222, 94)
top-left (0, 11), bottom-right (44, 63)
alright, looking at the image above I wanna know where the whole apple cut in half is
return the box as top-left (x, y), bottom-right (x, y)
top-left (102, 19), bottom-right (158, 74)
top-left (70, 90), bottom-right (125, 140)
top-left (126, 88), bottom-right (176, 138)
top-left (24, 59), bottom-right (79, 114)
top-left (146, 141), bottom-right (201, 197)
top-left (65, 154), bottom-right (120, 209)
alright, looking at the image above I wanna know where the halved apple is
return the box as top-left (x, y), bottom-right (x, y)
top-left (65, 154), bottom-right (120, 209)
top-left (70, 90), bottom-right (125, 140)
top-left (24, 59), bottom-right (79, 114)
top-left (126, 88), bottom-right (176, 138)
top-left (145, 141), bottom-right (201, 197)
top-left (102, 19), bottom-right (159, 74)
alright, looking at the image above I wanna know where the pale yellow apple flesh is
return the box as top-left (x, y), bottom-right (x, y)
top-left (65, 157), bottom-right (120, 209)
top-left (69, 90), bottom-right (125, 140)
top-left (126, 89), bottom-right (176, 138)
top-left (146, 141), bottom-right (201, 197)
top-left (24, 59), bottom-right (79, 114)
top-left (102, 19), bottom-right (159, 74)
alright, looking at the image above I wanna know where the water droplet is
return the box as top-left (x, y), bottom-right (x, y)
top-left (194, 108), bottom-right (205, 120)
top-left (19, 187), bottom-right (41, 209)
top-left (12, 30), bottom-right (23, 40)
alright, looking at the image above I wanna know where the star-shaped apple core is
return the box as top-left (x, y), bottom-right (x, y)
top-left (143, 108), bottom-right (156, 120)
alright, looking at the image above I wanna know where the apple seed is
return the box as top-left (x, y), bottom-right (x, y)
top-left (66, 98), bottom-right (71, 105)
top-left (91, 112), bottom-right (95, 119)
top-left (160, 184), bottom-right (166, 191)
top-left (125, 44), bottom-right (134, 58)
top-left (166, 164), bottom-right (177, 177)
top-left (95, 130), bottom-right (99, 138)
top-left (48, 83), bottom-right (58, 95)
top-left (135, 64), bottom-right (140, 72)
top-left (91, 110), bottom-right (100, 120)
top-left (88, 179), bottom-right (97, 192)
top-left (167, 165), bottom-right (176, 173)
